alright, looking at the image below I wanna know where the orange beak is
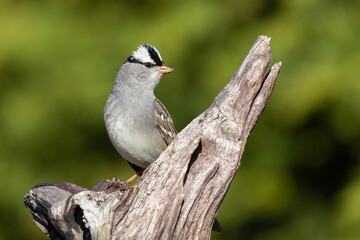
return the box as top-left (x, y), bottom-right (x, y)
top-left (157, 64), bottom-right (174, 74)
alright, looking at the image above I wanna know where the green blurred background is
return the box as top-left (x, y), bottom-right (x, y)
top-left (1, 0), bottom-right (359, 239)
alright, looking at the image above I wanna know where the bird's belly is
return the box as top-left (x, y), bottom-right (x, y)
top-left (107, 119), bottom-right (166, 168)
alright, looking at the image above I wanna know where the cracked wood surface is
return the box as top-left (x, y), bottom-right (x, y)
top-left (24, 36), bottom-right (281, 240)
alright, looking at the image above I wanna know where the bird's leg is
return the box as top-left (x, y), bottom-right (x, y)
top-left (125, 169), bottom-right (144, 184)
top-left (125, 174), bottom-right (138, 184)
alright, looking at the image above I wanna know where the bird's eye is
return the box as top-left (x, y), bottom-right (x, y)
top-left (144, 62), bottom-right (153, 68)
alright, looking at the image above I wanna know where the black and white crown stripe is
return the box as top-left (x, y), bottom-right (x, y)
top-left (127, 44), bottom-right (163, 66)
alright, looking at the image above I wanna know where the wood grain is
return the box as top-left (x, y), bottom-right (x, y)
top-left (24, 36), bottom-right (281, 240)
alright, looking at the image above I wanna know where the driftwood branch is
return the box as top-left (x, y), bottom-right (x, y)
top-left (24, 36), bottom-right (281, 240)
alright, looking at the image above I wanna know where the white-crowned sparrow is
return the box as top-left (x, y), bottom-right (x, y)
top-left (104, 44), bottom-right (176, 182)
top-left (104, 44), bottom-right (221, 232)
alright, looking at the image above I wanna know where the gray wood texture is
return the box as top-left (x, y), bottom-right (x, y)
top-left (24, 36), bottom-right (281, 240)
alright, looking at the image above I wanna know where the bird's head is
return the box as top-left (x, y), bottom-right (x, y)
top-left (123, 44), bottom-right (174, 90)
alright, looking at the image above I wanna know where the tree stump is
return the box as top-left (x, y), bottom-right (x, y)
top-left (24, 36), bottom-right (282, 240)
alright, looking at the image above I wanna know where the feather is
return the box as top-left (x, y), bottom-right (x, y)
top-left (155, 98), bottom-right (177, 146)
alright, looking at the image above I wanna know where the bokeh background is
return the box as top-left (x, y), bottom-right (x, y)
top-left (1, 0), bottom-right (359, 239)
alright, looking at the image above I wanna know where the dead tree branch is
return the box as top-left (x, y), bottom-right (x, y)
top-left (24, 36), bottom-right (281, 240)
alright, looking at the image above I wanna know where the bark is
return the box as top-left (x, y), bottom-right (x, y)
top-left (24, 35), bottom-right (282, 240)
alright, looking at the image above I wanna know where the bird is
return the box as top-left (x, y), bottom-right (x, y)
top-left (104, 44), bottom-right (176, 183)
top-left (104, 44), bottom-right (222, 232)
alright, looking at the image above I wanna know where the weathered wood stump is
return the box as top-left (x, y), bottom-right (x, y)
top-left (24, 36), bottom-right (281, 240)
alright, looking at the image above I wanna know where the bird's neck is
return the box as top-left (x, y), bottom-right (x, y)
top-left (111, 83), bottom-right (156, 114)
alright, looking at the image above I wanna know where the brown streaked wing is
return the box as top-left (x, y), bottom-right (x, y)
top-left (154, 98), bottom-right (177, 146)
